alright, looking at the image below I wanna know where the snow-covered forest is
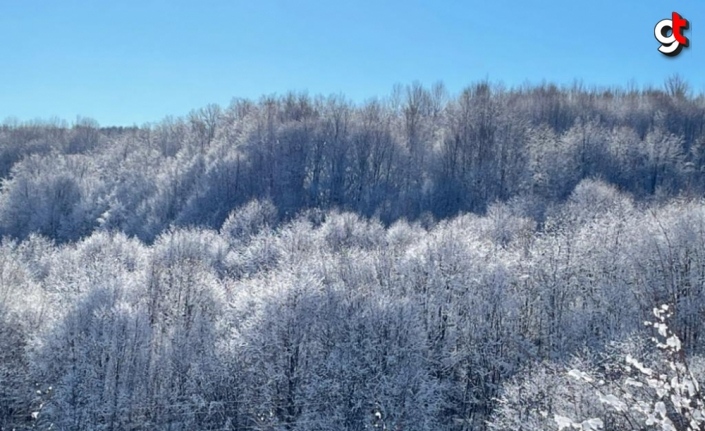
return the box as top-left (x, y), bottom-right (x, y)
top-left (3, 79), bottom-right (705, 430)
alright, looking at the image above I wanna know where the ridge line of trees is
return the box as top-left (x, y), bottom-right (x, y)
top-left (1, 76), bottom-right (704, 243)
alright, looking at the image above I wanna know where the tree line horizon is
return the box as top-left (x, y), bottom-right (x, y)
top-left (0, 75), bottom-right (702, 243)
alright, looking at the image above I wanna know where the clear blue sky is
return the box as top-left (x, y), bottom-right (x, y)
top-left (1, 0), bottom-right (703, 126)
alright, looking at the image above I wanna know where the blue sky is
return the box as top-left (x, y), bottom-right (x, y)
top-left (1, 0), bottom-right (703, 126)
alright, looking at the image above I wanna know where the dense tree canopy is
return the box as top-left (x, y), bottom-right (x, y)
top-left (2, 79), bottom-right (705, 242)
top-left (3, 79), bottom-right (705, 430)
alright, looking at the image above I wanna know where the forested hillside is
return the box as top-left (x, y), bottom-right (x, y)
top-left (1, 78), bottom-right (704, 243)
top-left (3, 80), bottom-right (705, 430)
